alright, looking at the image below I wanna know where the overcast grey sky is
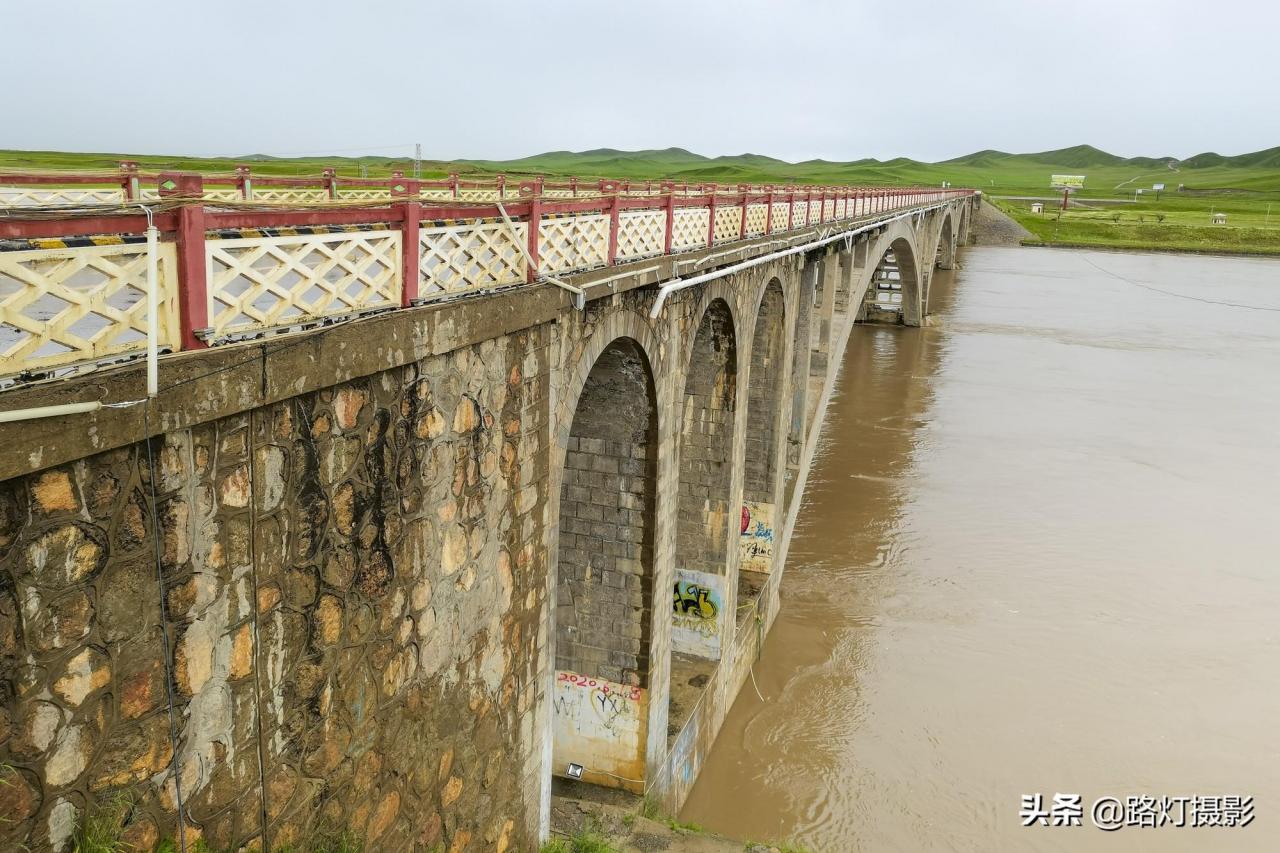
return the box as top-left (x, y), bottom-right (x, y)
top-left (6, 0), bottom-right (1277, 163)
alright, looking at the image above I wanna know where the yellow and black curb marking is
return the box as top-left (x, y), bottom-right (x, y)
top-left (209, 224), bottom-right (393, 240)
top-left (422, 217), bottom-right (506, 228)
top-left (0, 234), bottom-right (147, 252)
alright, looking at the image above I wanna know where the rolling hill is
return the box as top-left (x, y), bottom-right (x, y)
top-left (2, 144), bottom-right (1277, 197)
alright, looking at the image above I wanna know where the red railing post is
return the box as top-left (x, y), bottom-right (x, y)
top-left (496, 174), bottom-right (506, 199)
top-left (570, 176), bottom-right (578, 197)
top-left (448, 173), bottom-right (459, 199)
top-left (389, 170), bottom-right (409, 196)
top-left (706, 187), bottom-right (717, 247)
top-left (399, 199), bottom-right (421, 306)
top-left (765, 189), bottom-right (775, 234)
top-left (788, 191), bottom-right (796, 230)
top-left (526, 192), bottom-right (542, 283)
top-left (118, 161), bottom-right (140, 201)
top-left (162, 172), bottom-right (208, 350)
top-left (664, 191), bottom-right (676, 255)
top-left (606, 191), bottom-right (621, 266)
top-left (235, 164), bottom-right (252, 200)
top-left (323, 168), bottom-right (337, 199)
top-left (738, 184), bottom-right (750, 239)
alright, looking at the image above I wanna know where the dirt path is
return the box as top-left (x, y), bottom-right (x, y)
top-left (972, 199), bottom-right (1032, 246)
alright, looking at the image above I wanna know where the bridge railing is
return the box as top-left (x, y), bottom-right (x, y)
top-left (0, 165), bottom-right (958, 208)
top-left (0, 180), bottom-right (973, 386)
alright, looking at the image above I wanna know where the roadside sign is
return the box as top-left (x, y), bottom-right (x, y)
top-left (1152, 183), bottom-right (1165, 191)
top-left (1051, 175), bottom-right (1086, 189)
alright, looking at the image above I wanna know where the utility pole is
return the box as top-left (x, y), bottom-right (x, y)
top-left (414, 143), bottom-right (421, 179)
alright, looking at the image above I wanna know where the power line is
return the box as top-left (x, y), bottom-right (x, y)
top-left (1082, 255), bottom-right (1280, 313)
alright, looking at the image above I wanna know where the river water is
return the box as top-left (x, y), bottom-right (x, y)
top-left (681, 246), bottom-right (1280, 851)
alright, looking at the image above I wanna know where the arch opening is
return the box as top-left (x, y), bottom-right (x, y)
top-left (738, 279), bottom-right (786, 619)
top-left (936, 214), bottom-right (956, 270)
top-left (668, 299), bottom-right (738, 748)
top-left (860, 237), bottom-right (922, 326)
top-left (553, 336), bottom-right (657, 792)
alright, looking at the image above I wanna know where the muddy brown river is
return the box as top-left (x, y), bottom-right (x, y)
top-left (681, 247), bottom-right (1280, 851)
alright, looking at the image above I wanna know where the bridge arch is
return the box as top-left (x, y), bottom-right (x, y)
top-left (552, 324), bottom-right (663, 793)
top-left (674, 298), bottom-right (738, 581)
top-left (936, 211), bottom-right (956, 270)
top-left (735, 276), bottom-right (787, 612)
top-left (862, 225), bottom-right (923, 326)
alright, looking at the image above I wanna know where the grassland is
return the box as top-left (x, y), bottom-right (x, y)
top-left (3, 142), bottom-right (1278, 254)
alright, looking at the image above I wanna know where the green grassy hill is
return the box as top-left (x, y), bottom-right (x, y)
top-left (4, 143), bottom-right (1277, 197)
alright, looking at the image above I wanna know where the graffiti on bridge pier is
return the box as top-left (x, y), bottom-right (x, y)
top-left (553, 670), bottom-right (648, 788)
top-left (739, 501), bottom-right (775, 573)
top-left (672, 568), bottom-right (724, 659)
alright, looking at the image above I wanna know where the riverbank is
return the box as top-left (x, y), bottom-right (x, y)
top-left (987, 196), bottom-right (1280, 256)
top-left (549, 785), bottom-right (806, 852)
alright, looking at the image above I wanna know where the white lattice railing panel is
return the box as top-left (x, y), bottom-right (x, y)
top-left (538, 214), bottom-right (609, 274)
top-left (249, 189), bottom-right (333, 204)
top-left (808, 200), bottom-right (823, 223)
top-left (834, 198), bottom-right (846, 219)
top-left (670, 208), bottom-right (710, 251)
top-left (744, 203), bottom-right (769, 237)
top-left (0, 188), bottom-right (126, 208)
top-left (418, 189), bottom-right (454, 201)
top-left (823, 199), bottom-right (835, 220)
top-left (543, 190), bottom-right (576, 199)
top-left (712, 206), bottom-right (743, 244)
top-left (200, 189), bottom-right (241, 202)
top-left (770, 202), bottom-right (789, 231)
top-left (337, 190), bottom-right (391, 202)
top-left (0, 242), bottom-right (179, 376)
top-left (206, 231), bottom-right (401, 338)
top-left (790, 203), bottom-right (807, 229)
top-left (419, 220), bottom-right (526, 299)
top-left (458, 189), bottom-right (503, 202)
top-left (616, 210), bottom-right (666, 260)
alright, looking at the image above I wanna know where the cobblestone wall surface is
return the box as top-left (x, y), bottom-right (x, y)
top-left (0, 328), bottom-right (553, 852)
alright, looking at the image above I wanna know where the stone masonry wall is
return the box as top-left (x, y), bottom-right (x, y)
top-left (0, 327), bottom-right (553, 852)
top-left (555, 339), bottom-right (656, 688)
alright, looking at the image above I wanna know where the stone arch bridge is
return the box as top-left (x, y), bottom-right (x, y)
top-left (0, 175), bottom-right (975, 851)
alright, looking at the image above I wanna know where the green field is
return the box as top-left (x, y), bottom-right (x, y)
top-left (3, 143), bottom-right (1278, 254)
